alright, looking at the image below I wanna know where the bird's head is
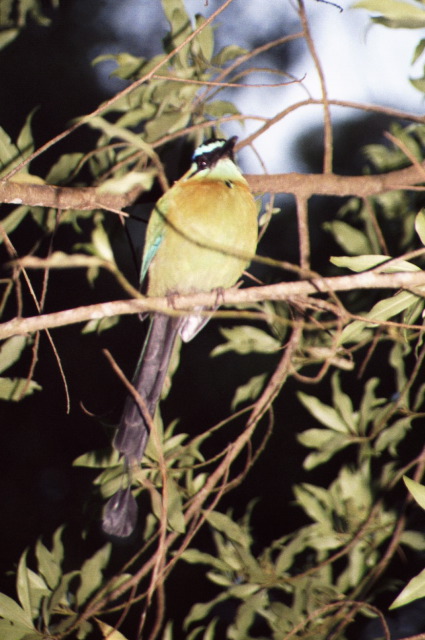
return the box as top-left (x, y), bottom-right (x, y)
top-left (186, 136), bottom-right (245, 182)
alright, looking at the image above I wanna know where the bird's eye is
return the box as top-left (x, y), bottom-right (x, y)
top-left (197, 155), bottom-right (208, 169)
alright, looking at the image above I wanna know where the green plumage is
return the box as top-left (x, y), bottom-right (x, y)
top-left (142, 158), bottom-right (257, 296)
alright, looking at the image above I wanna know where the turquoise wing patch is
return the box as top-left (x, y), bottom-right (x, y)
top-left (140, 201), bottom-right (166, 284)
top-left (140, 234), bottom-right (162, 283)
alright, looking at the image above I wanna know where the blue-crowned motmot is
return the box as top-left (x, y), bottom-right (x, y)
top-left (102, 136), bottom-right (258, 537)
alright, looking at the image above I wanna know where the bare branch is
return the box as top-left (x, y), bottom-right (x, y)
top-left (0, 180), bottom-right (146, 212)
top-left (246, 162), bottom-right (425, 197)
top-left (298, 0), bottom-right (333, 173)
top-left (1, 270), bottom-right (425, 340)
top-left (2, 156), bottom-right (425, 213)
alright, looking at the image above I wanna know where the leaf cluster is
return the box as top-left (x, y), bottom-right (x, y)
top-left (0, 527), bottom-right (127, 639)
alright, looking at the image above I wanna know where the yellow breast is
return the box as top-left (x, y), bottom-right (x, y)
top-left (146, 178), bottom-right (258, 298)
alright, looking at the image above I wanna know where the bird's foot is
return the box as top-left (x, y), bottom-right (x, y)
top-left (214, 286), bottom-right (225, 306)
top-left (166, 291), bottom-right (179, 309)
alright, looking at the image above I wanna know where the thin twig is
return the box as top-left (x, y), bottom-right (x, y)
top-left (298, 0), bottom-right (333, 173)
top-left (296, 194), bottom-right (310, 272)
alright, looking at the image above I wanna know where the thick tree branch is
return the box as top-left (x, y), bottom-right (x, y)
top-left (1, 158), bottom-right (424, 212)
top-left (0, 180), bottom-right (146, 212)
top-left (246, 162), bottom-right (425, 197)
top-left (1, 270), bottom-right (425, 340)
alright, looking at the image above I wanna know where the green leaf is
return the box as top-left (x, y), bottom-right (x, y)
top-left (0, 619), bottom-right (37, 640)
top-left (161, 621), bottom-right (173, 640)
top-left (411, 75), bottom-right (425, 93)
top-left (100, 574), bottom-right (133, 601)
top-left (149, 484), bottom-right (165, 524)
top-left (9, 173), bottom-right (44, 185)
top-left (0, 336), bottom-right (27, 374)
top-left (163, 433), bottom-right (188, 456)
top-left (298, 428), bottom-right (354, 469)
top-left (211, 326), bottom-right (280, 356)
top-left (412, 38), bottom-right (425, 64)
top-left (87, 116), bottom-right (158, 159)
top-left (51, 526), bottom-right (65, 568)
top-left (207, 570), bottom-right (233, 586)
top-left (400, 530), bottom-right (425, 551)
top-left (166, 477), bottom-right (186, 533)
top-left (82, 316), bottom-right (120, 335)
top-left (353, 0), bottom-right (425, 28)
top-left (404, 476), bottom-right (425, 510)
top-left (293, 485), bottom-right (329, 525)
top-left (331, 254), bottom-right (420, 273)
top-left (375, 417), bottom-right (412, 455)
top-left (201, 618), bottom-right (219, 640)
top-left (93, 52), bottom-right (145, 77)
top-left (91, 221), bottom-right (115, 263)
top-left (331, 374), bottom-right (356, 432)
top-left (303, 436), bottom-right (353, 469)
top-left (297, 392), bottom-right (350, 433)
top-left (184, 593), bottom-right (228, 629)
top-left (206, 511), bottom-right (250, 547)
top-left (415, 209), bottom-right (425, 245)
top-left (212, 44), bottom-right (247, 66)
top-left (16, 111), bottom-right (35, 158)
top-left (46, 570), bottom-right (79, 618)
top-left (297, 428), bottom-right (339, 449)
top-left (97, 619), bottom-right (130, 639)
top-left (324, 221), bottom-right (371, 255)
top-left (390, 566), bottom-right (425, 608)
top-left (16, 551), bottom-right (33, 622)
top-left (98, 170), bottom-right (155, 195)
top-left (22, 570), bottom-right (49, 623)
top-left (204, 101), bottom-right (241, 117)
top-left (340, 289), bottom-right (423, 345)
top-left (77, 544), bottom-right (111, 607)
top-left (231, 373), bottom-right (266, 410)
top-left (0, 378), bottom-right (41, 401)
top-left (46, 153), bottom-right (84, 184)
top-left (193, 14), bottom-right (214, 61)
top-left (228, 590), bottom-right (266, 639)
top-left (95, 465), bottom-right (128, 498)
top-left (73, 448), bottom-right (120, 468)
top-left (18, 251), bottom-right (106, 271)
top-left (0, 206), bottom-right (31, 240)
top-left (144, 111), bottom-right (191, 142)
top-left (181, 549), bottom-right (230, 572)
top-left (0, 593), bottom-right (33, 629)
top-left (0, 30), bottom-right (19, 51)
top-left (35, 540), bottom-right (61, 590)
top-left (162, 0), bottom-right (192, 56)
top-left (0, 126), bottom-right (18, 174)
top-left (274, 533), bottom-right (310, 575)
top-left (358, 377), bottom-right (382, 435)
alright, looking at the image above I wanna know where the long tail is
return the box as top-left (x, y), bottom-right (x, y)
top-left (102, 313), bottom-right (180, 537)
top-left (114, 313), bottom-right (180, 462)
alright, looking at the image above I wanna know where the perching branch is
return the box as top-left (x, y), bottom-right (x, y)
top-left (1, 270), bottom-right (425, 340)
top-left (246, 161), bottom-right (425, 198)
top-left (0, 180), bottom-right (145, 213)
top-left (1, 158), bottom-right (425, 212)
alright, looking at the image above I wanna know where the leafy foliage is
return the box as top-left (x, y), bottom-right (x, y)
top-left (0, 0), bottom-right (60, 50)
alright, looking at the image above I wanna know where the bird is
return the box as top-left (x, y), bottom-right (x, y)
top-left (102, 136), bottom-right (258, 537)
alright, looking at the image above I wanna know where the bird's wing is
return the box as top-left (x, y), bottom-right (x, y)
top-left (140, 198), bottom-right (167, 284)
